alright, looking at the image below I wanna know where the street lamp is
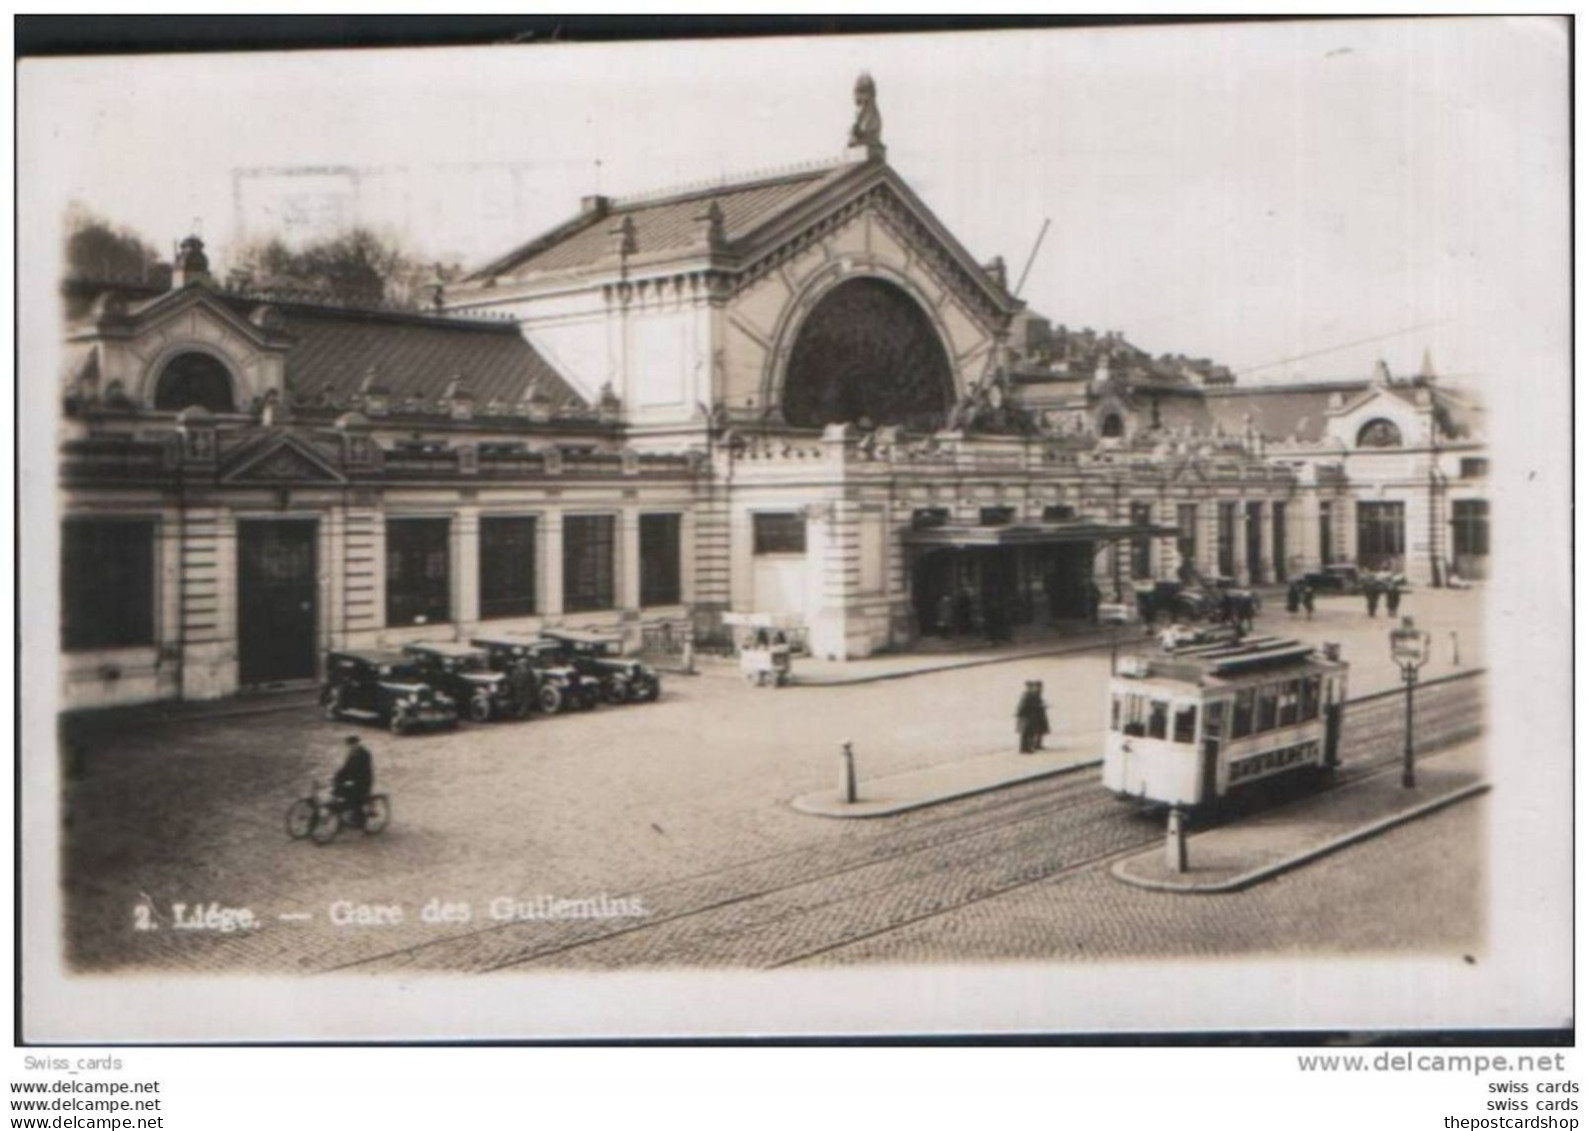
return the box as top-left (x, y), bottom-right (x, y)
top-left (1389, 616), bottom-right (1431, 789)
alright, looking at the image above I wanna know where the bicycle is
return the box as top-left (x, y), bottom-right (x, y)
top-left (285, 780), bottom-right (391, 845)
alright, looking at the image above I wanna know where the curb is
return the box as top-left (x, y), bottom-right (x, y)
top-left (1110, 780), bottom-right (1490, 893)
top-left (788, 635), bottom-right (1128, 688)
top-left (791, 757), bottom-right (1103, 818)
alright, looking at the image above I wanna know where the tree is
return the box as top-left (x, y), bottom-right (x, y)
top-left (63, 202), bottom-right (170, 286)
top-left (224, 227), bottom-right (452, 310)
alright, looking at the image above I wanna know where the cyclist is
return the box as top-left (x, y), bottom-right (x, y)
top-left (333, 735), bottom-right (374, 829)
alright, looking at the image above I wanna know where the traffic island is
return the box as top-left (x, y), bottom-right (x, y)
top-left (792, 746), bottom-right (1100, 818)
top-left (1111, 743), bottom-right (1487, 893)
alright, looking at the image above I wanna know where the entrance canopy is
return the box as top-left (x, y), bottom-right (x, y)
top-left (901, 520), bottom-right (1180, 549)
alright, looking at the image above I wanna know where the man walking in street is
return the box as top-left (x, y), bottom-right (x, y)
top-left (1302, 582), bottom-right (1315, 620)
top-left (1365, 579), bottom-right (1381, 618)
top-left (1385, 579), bottom-right (1402, 617)
top-left (1015, 680), bottom-right (1049, 754)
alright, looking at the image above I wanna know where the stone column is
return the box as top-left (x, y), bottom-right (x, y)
top-left (543, 507), bottom-right (565, 621)
top-left (455, 506), bottom-right (480, 636)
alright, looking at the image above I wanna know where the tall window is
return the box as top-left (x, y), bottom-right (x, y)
top-left (1356, 501), bottom-right (1405, 572)
top-left (387, 518), bottom-right (451, 626)
top-left (564, 514), bottom-right (616, 612)
top-left (753, 513), bottom-right (806, 555)
top-left (1129, 501), bottom-right (1152, 580)
top-left (1217, 502), bottom-right (1237, 578)
top-left (1176, 504), bottom-right (1198, 577)
top-left (1452, 499), bottom-right (1489, 579)
top-left (1272, 501), bottom-right (1288, 582)
top-left (640, 513), bottom-right (683, 607)
top-left (1318, 501), bottom-right (1334, 566)
top-left (62, 520), bottom-right (155, 650)
top-left (479, 516), bottom-right (537, 619)
top-left (1245, 501), bottom-right (1264, 583)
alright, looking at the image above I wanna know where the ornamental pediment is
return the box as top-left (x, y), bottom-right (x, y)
top-left (221, 430), bottom-right (346, 484)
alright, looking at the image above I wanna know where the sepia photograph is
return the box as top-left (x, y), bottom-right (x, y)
top-left (16, 16), bottom-right (1571, 1044)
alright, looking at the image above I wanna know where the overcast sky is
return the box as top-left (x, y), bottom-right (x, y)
top-left (20, 17), bottom-right (1568, 389)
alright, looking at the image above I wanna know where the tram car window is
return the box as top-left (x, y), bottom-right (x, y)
top-left (1103, 635), bottom-right (1349, 809)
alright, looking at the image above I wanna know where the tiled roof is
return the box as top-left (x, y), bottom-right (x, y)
top-left (469, 162), bottom-right (850, 281)
top-left (267, 302), bottom-right (584, 409)
top-left (1201, 386), bottom-right (1354, 442)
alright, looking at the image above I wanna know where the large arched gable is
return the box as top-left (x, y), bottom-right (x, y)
top-left (779, 277), bottom-right (954, 429)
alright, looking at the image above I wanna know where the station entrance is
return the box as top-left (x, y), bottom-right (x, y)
top-left (903, 519), bottom-right (1177, 644)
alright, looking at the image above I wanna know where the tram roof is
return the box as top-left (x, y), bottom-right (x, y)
top-left (1119, 636), bottom-right (1346, 688)
top-left (901, 520), bottom-right (1179, 548)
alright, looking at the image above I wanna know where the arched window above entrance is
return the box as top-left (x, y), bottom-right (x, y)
top-left (153, 351), bottom-right (236, 413)
top-left (1355, 418), bottom-right (1403, 448)
top-left (1100, 412), bottom-right (1125, 438)
top-left (781, 278), bottom-right (953, 430)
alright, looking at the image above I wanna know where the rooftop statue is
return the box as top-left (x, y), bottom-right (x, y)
top-left (849, 72), bottom-right (884, 156)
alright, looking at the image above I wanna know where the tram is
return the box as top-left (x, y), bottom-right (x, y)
top-left (1101, 636), bottom-right (1349, 809)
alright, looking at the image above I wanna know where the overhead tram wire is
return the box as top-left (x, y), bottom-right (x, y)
top-left (1234, 319), bottom-right (1450, 379)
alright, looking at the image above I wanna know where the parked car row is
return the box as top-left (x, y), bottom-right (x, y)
top-left (322, 631), bottom-right (662, 734)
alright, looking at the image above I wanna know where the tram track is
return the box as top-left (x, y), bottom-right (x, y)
top-left (338, 673), bottom-right (1485, 973)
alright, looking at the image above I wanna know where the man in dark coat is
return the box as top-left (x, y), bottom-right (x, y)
top-left (1301, 583), bottom-right (1316, 620)
top-left (1365, 579), bottom-right (1381, 618)
top-left (1016, 680), bottom-right (1050, 753)
top-left (333, 735), bottom-right (374, 828)
top-left (1285, 581), bottom-right (1301, 616)
top-left (1385, 581), bottom-right (1402, 617)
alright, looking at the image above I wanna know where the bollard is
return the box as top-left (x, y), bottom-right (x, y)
top-left (1450, 630), bottom-right (1460, 668)
top-left (1166, 806), bottom-right (1188, 874)
top-left (839, 740), bottom-right (857, 804)
top-left (681, 638), bottom-right (695, 675)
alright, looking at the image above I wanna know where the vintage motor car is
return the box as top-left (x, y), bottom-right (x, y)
top-left (1302, 564), bottom-right (1365, 594)
top-left (469, 634), bottom-right (600, 715)
top-left (537, 629), bottom-right (662, 704)
top-left (400, 641), bottom-right (516, 723)
top-left (321, 650), bottom-right (460, 735)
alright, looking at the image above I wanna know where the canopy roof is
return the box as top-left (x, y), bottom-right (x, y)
top-left (901, 520), bottom-right (1179, 549)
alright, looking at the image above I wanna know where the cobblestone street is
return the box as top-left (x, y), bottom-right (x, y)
top-left (58, 589), bottom-right (1486, 973)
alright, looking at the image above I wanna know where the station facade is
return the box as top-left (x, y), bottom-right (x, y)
top-left (55, 77), bottom-right (1486, 710)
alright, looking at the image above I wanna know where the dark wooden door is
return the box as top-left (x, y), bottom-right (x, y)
top-left (238, 520), bottom-right (318, 685)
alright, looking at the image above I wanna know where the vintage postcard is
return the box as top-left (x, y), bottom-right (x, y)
top-left (17, 18), bottom-right (1571, 1041)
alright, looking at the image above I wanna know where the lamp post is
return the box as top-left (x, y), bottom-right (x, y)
top-left (1389, 616), bottom-right (1431, 789)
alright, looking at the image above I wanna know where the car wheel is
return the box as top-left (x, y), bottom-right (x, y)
top-left (602, 678), bottom-right (629, 706)
top-left (538, 684), bottom-right (564, 715)
top-left (468, 692), bottom-right (493, 723)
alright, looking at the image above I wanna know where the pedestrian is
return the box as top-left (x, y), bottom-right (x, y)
top-left (1087, 579), bottom-right (1103, 625)
top-left (1015, 680), bottom-right (1049, 753)
top-left (1137, 586), bottom-right (1156, 634)
top-left (935, 591), bottom-right (955, 637)
top-left (1301, 583), bottom-right (1315, 620)
top-left (1365, 580), bottom-right (1381, 618)
top-left (1031, 680), bottom-right (1052, 751)
top-left (1285, 581), bottom-right (1301, 616)
top-left (333, 734), bottom-right (375, 829)
top-left (509, 656), bottom-right (536, 717)
top-left (1385, 581), bottom-right (1402, 617)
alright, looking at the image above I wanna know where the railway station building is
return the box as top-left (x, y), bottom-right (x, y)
top-left (54, 75), bottom-right (1486, 711)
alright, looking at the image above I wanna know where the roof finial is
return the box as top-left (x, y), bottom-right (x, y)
top-left (848, 71), bottom-right (884, 160)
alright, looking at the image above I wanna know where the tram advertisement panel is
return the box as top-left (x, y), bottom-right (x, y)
top-left (1227, 739), bottom-right (1321, 787)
